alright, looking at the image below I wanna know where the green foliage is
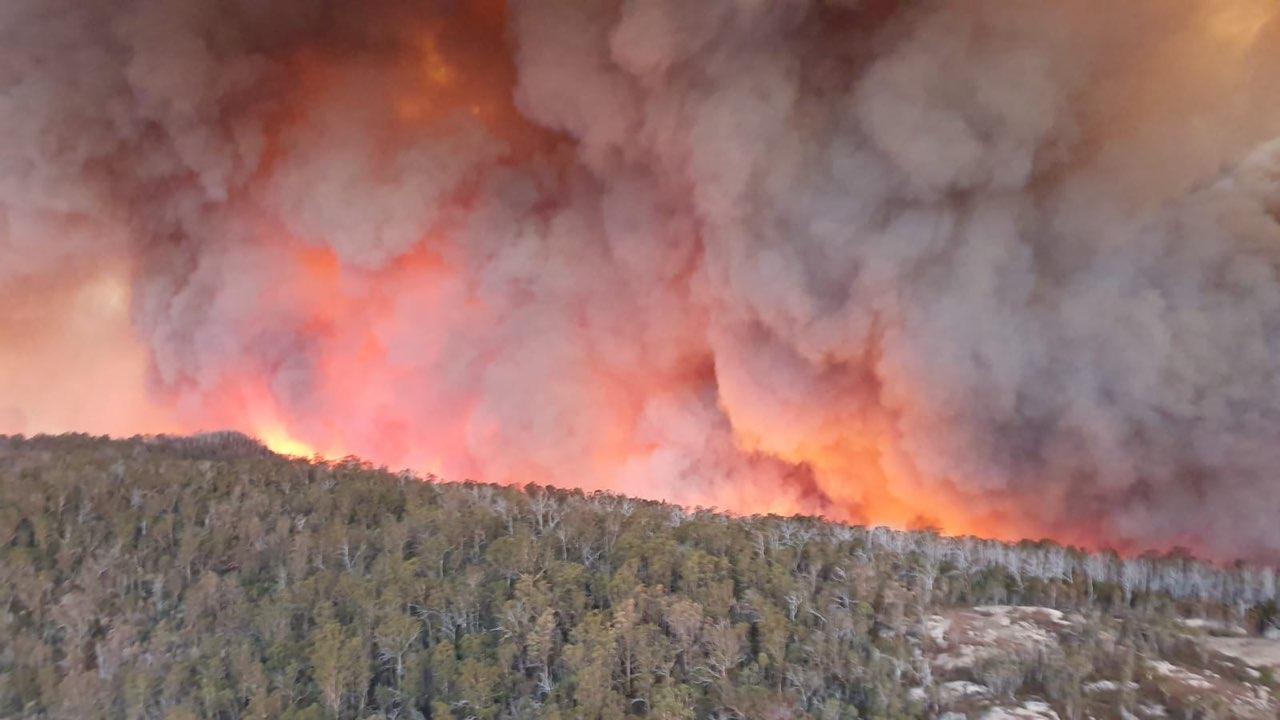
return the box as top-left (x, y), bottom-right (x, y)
top-left (0, 434), bottom-right (1273, 719)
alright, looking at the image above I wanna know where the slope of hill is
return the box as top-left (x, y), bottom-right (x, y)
top-left (1, 434), bottom-right (1278, 720)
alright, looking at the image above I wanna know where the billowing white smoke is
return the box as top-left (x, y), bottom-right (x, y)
top-left (3, 0), bottom-right (1280, 559)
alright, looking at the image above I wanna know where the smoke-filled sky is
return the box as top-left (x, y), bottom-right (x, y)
top-left (4, 0), bottom-right (1280, 559)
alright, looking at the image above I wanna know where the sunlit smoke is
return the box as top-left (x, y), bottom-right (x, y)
top-left (4, 0), bottom-right (1280, 560)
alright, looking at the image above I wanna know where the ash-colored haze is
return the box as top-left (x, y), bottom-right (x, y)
top-left (4, 0), bottom-right (1280, 558)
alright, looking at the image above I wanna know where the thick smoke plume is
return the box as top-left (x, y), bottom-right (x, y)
top-left (4, 0), bottom-right (1280, 559)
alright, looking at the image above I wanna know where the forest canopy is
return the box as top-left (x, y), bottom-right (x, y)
top-left (1, 434), bottom-right (1277, 719)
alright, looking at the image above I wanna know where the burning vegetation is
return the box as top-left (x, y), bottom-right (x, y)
top-left (3, 1), bottom-right (1280, 559)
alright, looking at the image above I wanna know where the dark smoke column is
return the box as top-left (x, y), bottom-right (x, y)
top-left (3, 0), bottom-right (1280, 559)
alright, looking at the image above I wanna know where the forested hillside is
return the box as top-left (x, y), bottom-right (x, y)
top-left (2, 434), bottom-right (1278, 720)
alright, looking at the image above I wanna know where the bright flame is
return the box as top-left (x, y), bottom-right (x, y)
top-left (7, 0), bottom-right (1280, 562)
top-left (259, 423), bottom-right (320, 458)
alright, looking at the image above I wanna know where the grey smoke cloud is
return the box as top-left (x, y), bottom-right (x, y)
top-left (4, 0), bottom-right (1280, 559)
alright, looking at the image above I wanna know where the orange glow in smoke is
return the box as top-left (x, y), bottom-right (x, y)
top-left (0, 0), bottom-right (1017, 545)
top-left (14, 0), bottom-right (1278, 557)
top-left (1206, 0), bottom-right (1276, 49)
top-left (0, 265), bottom-right (183, 438)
